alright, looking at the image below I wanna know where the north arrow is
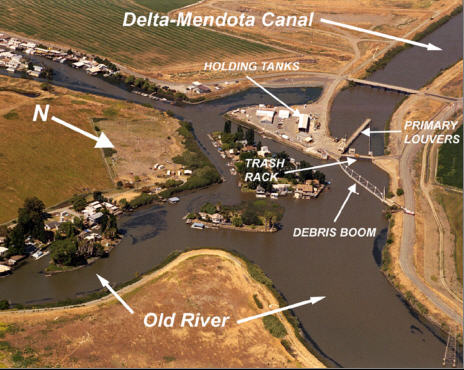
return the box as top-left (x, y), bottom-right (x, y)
top-left (320, 18), bottom-right (442, 51)
top-left (333, 184), bottom-right (359, 223)
top-left (51, 116), bottom-right (114, 148)
top-left (246, 76), bottom-right (300, 117)
top-left (237, 297), bottom-right (325, 324)
top-left (361, 127), bottom-right (402, 137)
top-left (96, 274), bottom-right (134, 314)
top-left (285, 157), bottom-right (356, 174)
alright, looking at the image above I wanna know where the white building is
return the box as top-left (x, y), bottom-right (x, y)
top-left (298, 114), bottom-right (309, 132)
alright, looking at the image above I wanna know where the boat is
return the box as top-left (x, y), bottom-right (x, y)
top-left (191, 222), bottom-right (205, 230)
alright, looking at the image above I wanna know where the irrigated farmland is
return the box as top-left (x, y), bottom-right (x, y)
top-left (134, 0), bottom-right (200, 12)
top-left (0, 0), bottom-right (281, 75)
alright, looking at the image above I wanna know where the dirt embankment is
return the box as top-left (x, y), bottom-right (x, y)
top-left (0, 249), bottom-right (324, 368)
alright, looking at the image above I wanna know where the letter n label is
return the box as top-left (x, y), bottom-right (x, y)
top-left (33, 104), bottom-right (49, 122)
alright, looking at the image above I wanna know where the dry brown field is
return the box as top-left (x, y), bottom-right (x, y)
top-left (0, 251), bottom-right (324, 368)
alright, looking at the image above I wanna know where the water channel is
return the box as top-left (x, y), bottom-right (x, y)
top-left (0, 14), bottom-right (462, 367)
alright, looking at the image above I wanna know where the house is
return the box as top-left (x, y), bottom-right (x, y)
top-left (7, 255), bottom-right (26, 266)
top-left (0, 265), bottom-right (11, 275)
top-left (256, 185), bottom-right (266, 198)
top-left (211, 213), bottom-right (224, 224)
top-left (45, 221), bottom-right (61, 231)
top-left (278, 109), bottom-right (290, 119)
top-left (258, 146), bottom-right (271, 157)
top-left (184, 169), bottom-right (193, 175)
top-left (0, 246), bottom-right (8, 257)
top-left (0, 236), bottom-right (6, 245)
top-left (191, 222), bottom-right (205, 229)
top-left (294, 183), bottom-right (314, 199)
top-left (193, 84), bottom-right (211, 94)
top-left (294, 180), bottom-right (324, 199)
top-left (272, 183), bottom-right (291, 195)
top-left (89, 212), bottom-right (104, 223)
top-left (168, 197), bottom-right (180, 204)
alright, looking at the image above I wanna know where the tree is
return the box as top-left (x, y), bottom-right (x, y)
top-left (72, 194), bottom-right (87, 212)
top-left (124, 75), bottom-right (135, 85)
top-left (256, 141), bottom-right (262, 151)
top-left (5, 225), bottom-right (26, 255)
top-left (103, 214), bottom-right (118, 239)
top-left (93, 191), bottom-right (104, 202)
top-left (57, 222), bottom-right (77, 239)
top-left (396, 188), bottom-right (404, 196)
top-left (73, 216), bottom-right (84, 230)
top-left (236, 126), bottom-right (244, 141)
top-left (232, 216), bottom-right (243, 227)
top-left (246, 128), bottom-right (255, 145)
top-left (0, 225), bottom-right (8, 237)
top-left (50, 238), bottom-right (85, 266)
top-left (223, 120), bottom-right (231, 134)
top-left (200, 202), bottom-right (216, 215)
top-left (17, 197), bottom-right (49, 242)
top-left (27, 62), bottom-right (33, 70)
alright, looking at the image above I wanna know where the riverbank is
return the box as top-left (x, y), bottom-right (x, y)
top-left (376, 58), bottom-right (463, 333)
top-left (0, 249), bottom-right (325, 368)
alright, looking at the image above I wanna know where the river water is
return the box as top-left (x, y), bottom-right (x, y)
top-left (0, 14), bottom-right (462, 368)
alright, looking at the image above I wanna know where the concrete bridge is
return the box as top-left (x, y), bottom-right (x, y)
top-left (347, 78), bottom-right (460, 102)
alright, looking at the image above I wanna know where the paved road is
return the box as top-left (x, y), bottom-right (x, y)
top-left (399, 102), bottom-right (462, 324)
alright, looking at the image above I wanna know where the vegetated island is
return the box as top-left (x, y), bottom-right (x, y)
top-left (186, 199), bottom-right (284, 232)
top-left (210, 120), bottom-right (328, 199)
top-left (0, 249), bottom-right (325, 368)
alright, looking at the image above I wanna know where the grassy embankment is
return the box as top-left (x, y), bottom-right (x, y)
top-left (0, 0), bottom-right (280, 74)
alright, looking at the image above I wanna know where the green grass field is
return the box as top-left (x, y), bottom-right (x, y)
top-left (436, 125), bottom-right (463, 188)
top-left (0, 0), bottom-right (279, 72)
top-left (434, 189), bottom-right (463, 283)
top-left (134, 0), bottom-right (199, 12)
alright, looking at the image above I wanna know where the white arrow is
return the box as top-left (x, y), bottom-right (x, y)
top-left (285, 157), bottom-right (356, 174)
top-left (96, 274), bottom-right (134, 314)
top-left (361, 127), bottom-right (402, 137)
top-left (237, 297), bottom-right (325, 324)
top-left (333, 184), bottom-right (359, 223)
top-left (51, 116), bottom-right (114, 148)
top-left (320, 18), bottom-right (442, 51)
top-left (246, 76), bottom-right (300, 117)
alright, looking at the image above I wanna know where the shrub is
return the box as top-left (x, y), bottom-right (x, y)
top-left (262, 315), bottom-right (287, 338)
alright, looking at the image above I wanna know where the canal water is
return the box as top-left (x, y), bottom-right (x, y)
top-left (0, 14), bottom-right (462, 368)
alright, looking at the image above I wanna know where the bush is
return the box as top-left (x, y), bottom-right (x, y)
top-left (262, 315), bottom-right (287, 338)
top-left (396, 188), bottom-right (404, 196)
top-left (253, 294), bottom-right (263, 309)
top-left (0, 300), bottom-right (9, 310)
